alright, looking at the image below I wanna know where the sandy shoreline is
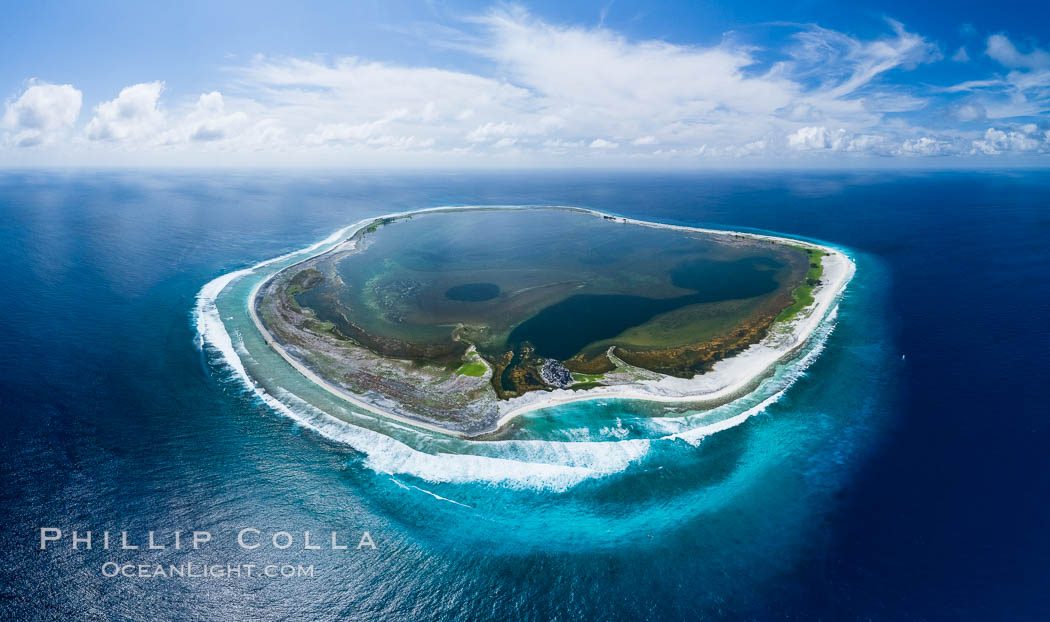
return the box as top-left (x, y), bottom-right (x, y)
top-left (244, 206), bottom-right (855, 439)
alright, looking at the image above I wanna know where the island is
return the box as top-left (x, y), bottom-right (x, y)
top-left (251, 207), bottom-right (854, 437)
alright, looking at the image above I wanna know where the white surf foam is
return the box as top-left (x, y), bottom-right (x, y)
top-left (661, 311), bottom-right (834, 446)
top-left (387, 476), bottom-right (473, 507)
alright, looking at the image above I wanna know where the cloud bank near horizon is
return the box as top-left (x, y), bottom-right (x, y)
top-left (3, 7), bottom-right (1049, 166)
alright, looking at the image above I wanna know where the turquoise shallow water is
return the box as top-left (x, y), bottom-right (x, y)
top-left (7, 170), bottom-right (1047, 619)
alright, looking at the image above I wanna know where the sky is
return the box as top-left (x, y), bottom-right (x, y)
top-left (2, 0), bottom-right (1049, 167)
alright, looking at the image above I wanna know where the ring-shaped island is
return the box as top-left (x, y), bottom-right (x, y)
top-left (252, 207), bottom-right (854, 437)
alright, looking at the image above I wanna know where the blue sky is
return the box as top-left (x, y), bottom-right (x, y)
top-left (2, 0), bottom-right (1049, 166)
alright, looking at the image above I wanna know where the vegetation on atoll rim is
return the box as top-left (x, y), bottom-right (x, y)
top-left (286, 268), bottom-right (323, 296)
top-left (304, 318), bottom-right (349, 340)
top-left (776, 246), bottom-right (825, 322)
top-left (456, 361), bottom-right (488, 377)
top-left (283, 268), bottom-right (323, 311)
top-left (571, 372), bottom-right (605, 383)
top-left (363, 215), bottom-right (410, 234)
top-left (570, 381), bottom-right (605, 391)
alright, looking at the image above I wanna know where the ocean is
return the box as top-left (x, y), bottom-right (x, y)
top-left (0, 170), bottom-right (1047, 620)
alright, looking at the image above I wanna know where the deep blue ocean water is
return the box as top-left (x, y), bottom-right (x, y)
top-left (0, 170), bottom-right (1047, 620)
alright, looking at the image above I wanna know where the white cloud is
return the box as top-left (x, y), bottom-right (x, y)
top-left (2, 81), bottom-right (82, 147)
top-left (787, 126), bottom-right (887, 153)
top-left (185, 92), bottom-right (248, 142)
top-left (952, 47), bottom-right (970, 62)
top-left (972, 125), bottom-right (1047, 154)
top-left (788, 126), bottom-right (831, 150)
top-left (784, 18), bottom-right (940, 102)
top-left (542, 138), bottom-right (584, 151)
top-left (366, 135), bottom-right (435, 150)
top-left (847, 134), bottom-right (888, 152)
top-left (941, 79), bottom-right (1005, 94)
top-left (465, 9), bottom-right (936, 158)
top-left (986, 34), bottom-right (1050, 69)
top-left (955, 103), bottom-right (986, 122)
top-left (307, 109), bottom-right (408, 145)
top-left (307, 121), bottom-right (384, 143)
top-left (925, 34), bottom-right (1050, 126)
top-left (2, 11), bottom-right (1040, 165)
top-left (478, 7), bottom-right (797, 127)
top-left (894, 136), bottom-right (954, 156)
top-left (731, 140), bottom-right (769, 157)
top-left (466, 121), bottom-right (531, 143)
top-left (235, 55), bottom-right (533, 151)
top-left (86, 81), bottom-right (164, 141)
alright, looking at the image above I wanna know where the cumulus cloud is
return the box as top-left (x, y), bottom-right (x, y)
top-left (2, 81), bottom-right (82, 147)
top-left (972, 125), bottom-right (1048, 154)
top-left (81, 84), bottom-right (263, 151)
top-left (86, 81), bottom-right (165, 141)
top-left (185, 92), bottom-right (248, 142)
top-left (787, 126), bottom-right (832, 150)
top-left (787, 126), bottom-right (885, 153)
top-left (894, 136), bottom-right (955, 156)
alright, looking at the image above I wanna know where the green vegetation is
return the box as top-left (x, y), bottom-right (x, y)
top-left (286, 268), bottom-right (322, 296)
top-left (776, 247), bottom-right (825, 322)
top-left (303, 318), bottom-right (348, 340)
top-left (570, 381), bottom-right (605, 391)
top-left (284, 268), bottom-right (324, 312)
top-left (364, 215), bottom-right (408, 234)
top-left (571, 372), bottom-right (606, 383)
top-left (456, 361), bottom-right (488, 377)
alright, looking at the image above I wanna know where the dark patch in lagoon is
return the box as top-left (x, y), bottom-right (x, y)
top-left (508, 257), bottom-right (781, 361)
top-left (446, 282), bottom-right (500, 301)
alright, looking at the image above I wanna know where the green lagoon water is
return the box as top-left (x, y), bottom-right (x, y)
top-left (295, 208), bottom-right (802, 364)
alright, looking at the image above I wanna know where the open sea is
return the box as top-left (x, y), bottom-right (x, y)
top-left (0, 170), bottom-right (1047, 620)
